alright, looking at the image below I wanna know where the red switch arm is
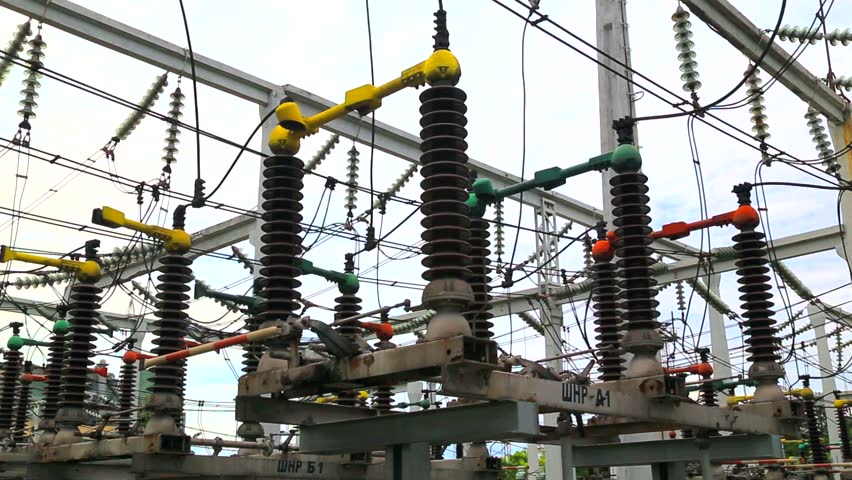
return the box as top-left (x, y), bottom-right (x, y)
top-left (356, 321), bottom-right (394, 341)
top-left (664, 362), bottom-right (713, 376)
top-left (20, 373), bottom-right (47, 382)
top-left (596, 205), bottom-right (759, 260)
top-left (123, 350), bottom-right (155, 364)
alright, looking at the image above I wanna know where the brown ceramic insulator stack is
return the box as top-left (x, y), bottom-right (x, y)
top-left (590, 229), bottom-right (624, 381)
top-left (12, 362), bottom-right (32, 444)
top-left (837, 403), bottom-right (852, 462)
top-left (257, 154), bottom-right (304, 325)
top-left (464, 216), bottom-right (493, 339)
top-left (149, 251), bottom-right (193, 420)
top-left (56, 279), bottom-right (102, 432)
top-left (418, 84), bottom-right (472, 285)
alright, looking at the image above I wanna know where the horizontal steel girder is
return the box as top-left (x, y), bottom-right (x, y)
top-left (440, 367), bottom-right (798, 437)
top-left (570, 434), bottom-right (782, 467)
top-left (299, 401), bottom-right (539, 454)
top-left (36, 434), bottom-right (190, 463)
top-left (235, 397), bottom-right (377, 424)
top-left (131, 452), bottom-right (367, 479)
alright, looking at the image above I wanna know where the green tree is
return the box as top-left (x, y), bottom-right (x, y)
top-left (501, 449), bottom-right (546, 480)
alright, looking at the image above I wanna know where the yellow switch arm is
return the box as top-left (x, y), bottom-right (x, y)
top-left (0, 246), bottom-right (101, 281)
top-left (727, 394), bottom-right (753, 406)
top-left (92, 206), bottom-right (191, 253)
top-left (727, 389), bottom-right (804, 406)
top-left (835, 399), bottom-right (852, 408)
top-left (269, 49), bottom-right (461, 156)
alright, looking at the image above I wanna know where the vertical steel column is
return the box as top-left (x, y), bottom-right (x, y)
top-left (807, 304), bottom-right (841, 466)
top-left (535, 199), bottom-right (565, 480)
top-left (385, 442), bottom-right (430, 480)
top-left (535, 198), bottom-right (564, 371)
top-left (559, 436), bottom-right (575, 480)
top-left (707, 274), bottom-right (732, 406)
top-left (827, 119), bottom-right (852, 265)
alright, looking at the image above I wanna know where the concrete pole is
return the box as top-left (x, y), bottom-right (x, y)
top-left (808, 304), bottom-right (841, 466)
top-left (595, 2), bottom-right (650, 479)
top-left (596, 0), bottom-right (638, 226)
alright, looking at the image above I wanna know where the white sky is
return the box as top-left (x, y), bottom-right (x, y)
top-left (0, 0), bottom-right (850, 447)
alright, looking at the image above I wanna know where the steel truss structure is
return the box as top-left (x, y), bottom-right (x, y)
top-left (0, 0), bottom-right (850, 480)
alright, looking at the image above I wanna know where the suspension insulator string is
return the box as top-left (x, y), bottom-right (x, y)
top-left (15, 27), bottom-right (46, 147)
top-left (160, 82), bottom-right (185, 190)
top-left (345, 146), bottom-right (360, 220)
top-left (0, 21), bottom-right (32, 89)
top-left (804, 106), bottom-right (840, 176)
top-left (744, 65), bottom-right (771, 164)
top-left (672, 6), bottom-right (701, 106)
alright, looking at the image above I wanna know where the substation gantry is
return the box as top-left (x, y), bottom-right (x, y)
top-left (0, 3), bottom-right (836, 480)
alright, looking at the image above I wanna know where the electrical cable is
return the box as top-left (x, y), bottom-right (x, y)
top-left (177, 0), bottom-right (201, 184)
top-left (507, 5), bottom-right (536, 272)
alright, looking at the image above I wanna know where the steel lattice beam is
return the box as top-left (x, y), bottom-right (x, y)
top-left (0, 0), bottom-right (699, 262)
top-left (682, 0), bottom-right (848, 124)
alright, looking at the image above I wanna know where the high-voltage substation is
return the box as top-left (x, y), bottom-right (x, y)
top-left (0, 1), bottom-right (851, 480)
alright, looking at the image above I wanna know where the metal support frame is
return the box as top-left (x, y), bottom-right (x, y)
top-left (238, 335), bottom-right (494, 398)
top-left (298, 401), bottom-right (539, 454)
top-left (681, 0), bottom-right (848, 124)
top-left (569, 434), bottom-right (782, 467)
top-left (235, 397), bottom-right (376, 425)
top-left (441, 368), bottom-right (798, 437)
top-left (36, 434), bottom-right (190, 463)
top-left (533, 199), bottom-right (566, 480)
top-left (0, 0), bottom-right (701, 268)
top-left (707, 274), bottom-right (733, 381)
top-left (24, 454), bottom-right (496, 480)
top-left (130, 453), bottom-right (367, 480)
top-left (808, 304), bottom-right (842, 466)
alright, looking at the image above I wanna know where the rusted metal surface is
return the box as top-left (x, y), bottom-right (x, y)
top-left (35, 434), bottom-right (189, 463)
top-left (299, 401), bottom-right (539, 455)
top-left (441, 367), bottom-right (798, 436)
top-left (238, 336), bottom-right (494, 398)
top-left (235, 397), bottom-right (377, 425)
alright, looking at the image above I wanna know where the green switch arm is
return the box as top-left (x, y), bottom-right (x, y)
top-left (301, 259), bottom-right (360, 295)
top-left (7, 334), bottom-right (52, 349)
top-left (194, 281), bottom-right (260, 313)
top-left (685, 377), bottom-right (758, 393)
top-left (466, 152), bottom-right (622, 218)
